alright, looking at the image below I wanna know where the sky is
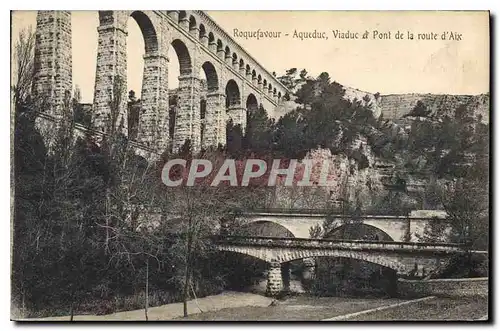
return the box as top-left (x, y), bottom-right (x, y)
top-left (11, 10), bottom-right (489, 103)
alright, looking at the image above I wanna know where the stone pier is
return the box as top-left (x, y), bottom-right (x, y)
top-left (302, 257), bottom-right (316, 281)
top-left (93, 11), bottom-right (128, 135)
top-left (227, 105), bottom-right (247, 134)
top-left (138, 51), bottom-right (169, 150)
top-left (266, 261), bottom-right (283, 297)
top-left (33, 10), bottom-right (73, 115)
top-left (32, 11), bottom-right (73, 148)
top-left (173, 74), bottom-right (201, 152)
top-left (203, 92), bottom-right (226, 148)
top-left (281, 262), bottom-right (291, 293)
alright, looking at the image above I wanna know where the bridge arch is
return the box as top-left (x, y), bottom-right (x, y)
top-left (216, 39), bottom-right (224, 56)
top-left (171, 39), bottom-right (192, 75)
top-left (224, 46), bottom-right (231, 62)
top-left (246, 93), bottom-right (258, 113)
top-left (225, 79), bottom-right (241, 108)
top-left (188, 15), bottom-right (197, 33)
top-left (232, 52), bottom-right (238, 67)
top-left (242, 218), bottom-right (309, 238)
top-left (208, 31), bottom-right (215, 44)
top-left (129, 11), bottom-right (158, 53)
top-left (214, 245), bottom-right (408, 273)
top-left (201, 61), bottom-right (219, 92)
top-left (177, 10), bottom-right (187, 24)
top-left (236, 220), bottom-right (295, 238)
top-left (198, 23), bottom-right (206, 41)
top-left (326, 223), bottom-right (396, 241)
top-left (276, 250), bottom-right (407, 273)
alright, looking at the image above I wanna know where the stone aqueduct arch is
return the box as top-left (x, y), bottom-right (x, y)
top-left (33, 10), bottom-right (289, 157)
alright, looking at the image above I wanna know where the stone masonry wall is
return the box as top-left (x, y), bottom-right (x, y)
top-left (397, 277), bottom-right (488, 298)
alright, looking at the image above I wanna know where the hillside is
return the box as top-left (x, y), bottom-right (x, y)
top-left (272, 79), bottom-right (489, 125)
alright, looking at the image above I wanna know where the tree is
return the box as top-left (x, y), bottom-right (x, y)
top-left (225, 120), bottom-right (243, 157)
top-left (244, 105), bottom-right (273, 153)
top-left (127, 90), bottom-right (141, 140)
top-left (277, 68), bottom-right (308, 92)
top-left (405, 100), bottom-right (431, 118)
top-left (159, 150), bottom-right (266, 317)
top-left (12, 91), bottom-right (108, 318)
top-left (12, 26), bottom-right (35, 111)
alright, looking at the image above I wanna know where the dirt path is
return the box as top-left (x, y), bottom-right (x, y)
top-left (20, 291), bottom-right (274, 321)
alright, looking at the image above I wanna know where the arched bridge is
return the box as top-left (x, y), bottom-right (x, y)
top-left (214, 235), bottom-right (463, 275)
top-left (213, 235), bottom-right (465, 296)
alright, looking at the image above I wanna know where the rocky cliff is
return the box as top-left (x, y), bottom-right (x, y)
top-left (378, 93), bottom-right (489, 123)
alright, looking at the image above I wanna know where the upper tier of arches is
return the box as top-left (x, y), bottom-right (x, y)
top-left (162, 10), bottom-right (287, 103)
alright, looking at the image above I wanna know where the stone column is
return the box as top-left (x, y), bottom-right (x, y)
top-left (227, 105), bottom-right (247, 134)
top-left (266, 261), bottom-right (283, 297)
top-left (302, 257), bottom-right (316, 281)
top-left (167, 11), bottom-right (179, 21)
top-left (208, 41), bottom-right (216, 53)
top-left (189, 26), bottom-right (199, 38)
top-left (179, 17), bottom-right (189, 30)
top-left (200, 35), bottom-right (209, 47)
top-left (281, 262), bottom-right (291, 293)
top-left (93, 11), bottom-right (128, 135)
top-left (173, 74), bottom-right (201, 153)
top-left (203, 92), bottom-right (226, 148)
top-left (138, 51), bottom-right (169, 150)
top-left (217, 48), bottom-right (225, 60)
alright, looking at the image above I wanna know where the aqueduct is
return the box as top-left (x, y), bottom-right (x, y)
top-left (32, 10), bottom-right (289, 157)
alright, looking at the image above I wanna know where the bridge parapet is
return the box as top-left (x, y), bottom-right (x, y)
top-left (213, 235), bottom-right (464, 254)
